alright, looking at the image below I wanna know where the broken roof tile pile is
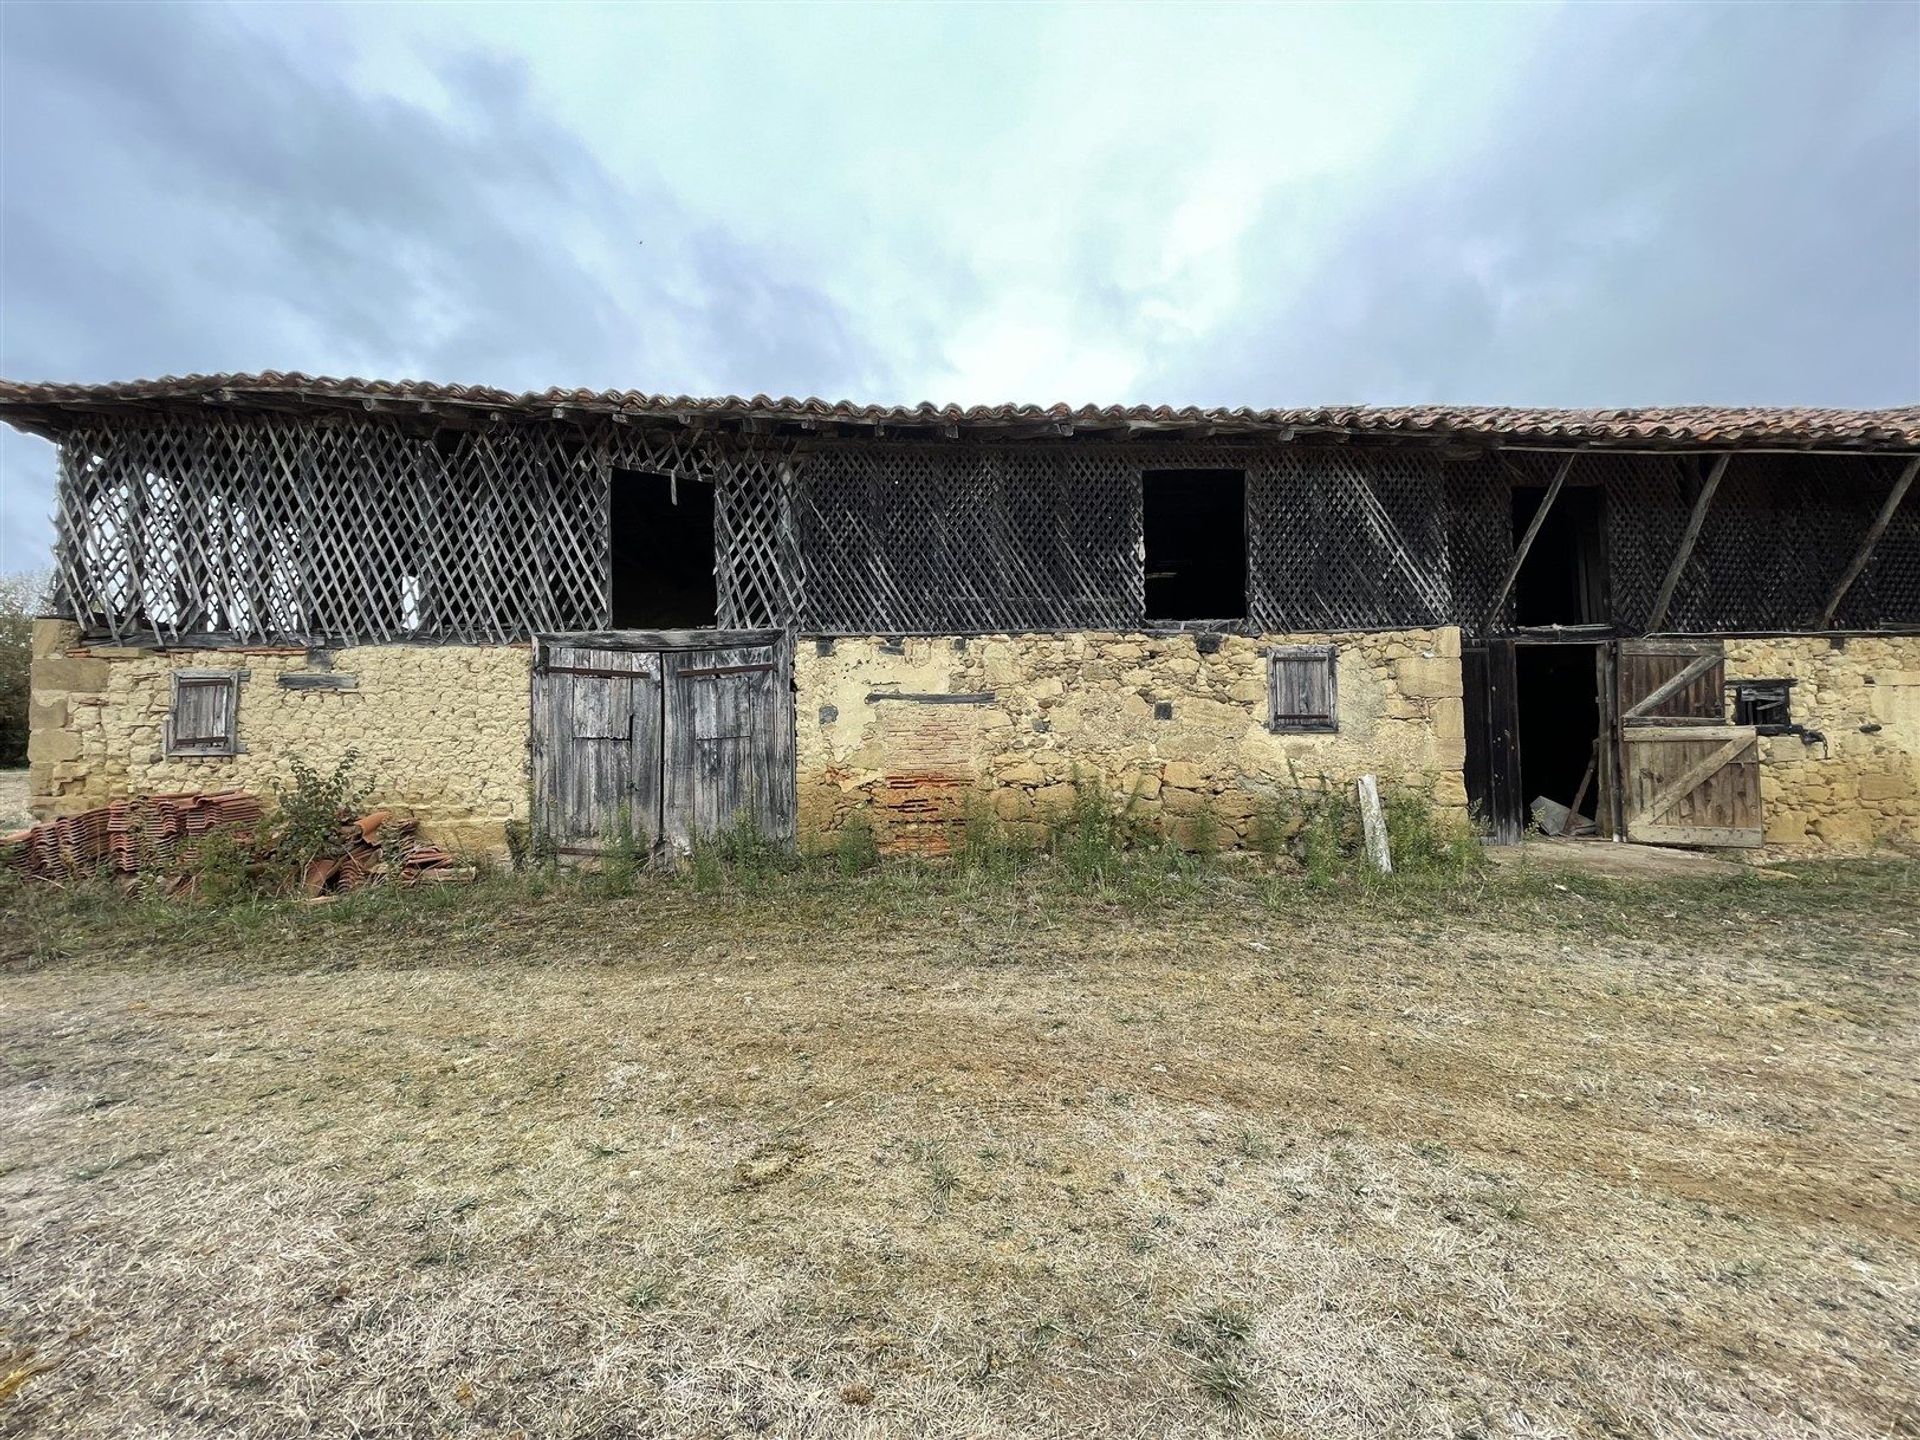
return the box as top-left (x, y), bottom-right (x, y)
top-left (0, 373), bottom-right (1915, 449)
top-left (2, 790), bottom-right (473, 894)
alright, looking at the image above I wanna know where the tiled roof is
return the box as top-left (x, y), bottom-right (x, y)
top-left (1, 372), bottom-right (1915, 449)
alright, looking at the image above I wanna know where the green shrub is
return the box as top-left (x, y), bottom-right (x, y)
top-left (1382, 786), bottom-right (1483, 878)
top-left (271, 751), bottom-right (373, 876)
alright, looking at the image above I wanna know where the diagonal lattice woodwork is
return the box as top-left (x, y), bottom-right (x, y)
top-left (51, 413), bottom-right (798, 644)
top-left (46, 410), bottom-right (1918, 644)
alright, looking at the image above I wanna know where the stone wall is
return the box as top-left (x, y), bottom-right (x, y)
top-left (1724, 634), bottom-right (1920, 851)
top-left (793, 629), bottom-right (1466, 850)
top-left (27, 620), bottom-right (530, 853)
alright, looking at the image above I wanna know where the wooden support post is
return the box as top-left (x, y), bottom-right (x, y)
top-left (1484, 454), bottom-right (1575, 631)
top-left (1645, 454), bottom-right (1729, 633)
top-left (1356, 774), bottom-right (1392, 874)
top-left (1817, 455), bottom-right (1919, 629)
top-left (1561, 750), bottom-right (1596, 836)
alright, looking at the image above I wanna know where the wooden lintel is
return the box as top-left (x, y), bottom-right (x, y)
top-left (1817, 455), bottom-right (1919, 628)
top-left (1645, 454), bottom-right (1730, 632)
top-left (1484, 453), bottom-right (1576, 630)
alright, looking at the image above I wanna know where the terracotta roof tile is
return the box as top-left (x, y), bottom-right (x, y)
top-left (1, 372), bottom-right (1915, 449)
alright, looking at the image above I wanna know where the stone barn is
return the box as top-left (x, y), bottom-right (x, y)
top-left (6, 375), bottom-right (1918, 857)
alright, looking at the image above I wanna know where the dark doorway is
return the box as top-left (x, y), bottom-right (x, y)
top-left (1511, 486), bottom-right (1605, 626)
top-left (1142, 469), bottom-right (1246, 620)
top-left (1514, 643), bottom-right (1604, 833)
top-left (610, 469), bottom-right (716, 628)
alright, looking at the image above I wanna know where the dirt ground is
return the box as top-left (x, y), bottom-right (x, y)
top-left (1, 859), bottom-right (1916, 1438)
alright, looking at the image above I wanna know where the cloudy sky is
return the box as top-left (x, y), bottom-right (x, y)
top-left (2, 0), bottom-right (1916, 570)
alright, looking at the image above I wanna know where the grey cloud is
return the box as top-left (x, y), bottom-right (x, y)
top-left (0, 0), bottom-right (879, 562)
top-left (1147, 3), bottom-right (1920, 408)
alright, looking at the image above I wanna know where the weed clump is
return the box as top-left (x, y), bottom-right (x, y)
top-left (830, 810), bottom-right (880, 876)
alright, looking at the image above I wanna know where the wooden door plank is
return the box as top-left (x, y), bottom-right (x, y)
top-left (1622, 651), bottom-right (1722, 720)
top-left (1621, 723), bottom-right (1750, 743)
top-left (1628, 822), bottom-right (1764, 848)
top-left (1644, 736), bottom-right (1754, 821)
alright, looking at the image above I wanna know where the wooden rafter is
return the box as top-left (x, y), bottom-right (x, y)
top-left (1644, 454), bottom-right (1729, 633)
top-left (1483, 453), bottom-right (1575, 631)
top-left (1816, 455), bottom-right (1919, 629)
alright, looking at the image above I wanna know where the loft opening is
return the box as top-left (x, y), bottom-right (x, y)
top-left (1510, 483), bottom-right (1606, 627)
top-left (1142, 469), bottom-right (1246, 621)
top-left (609, 467), bottom-right (716, 629)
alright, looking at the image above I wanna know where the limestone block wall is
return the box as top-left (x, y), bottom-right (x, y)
top-left (793, 629), bottom-right (1466, 850)
top-left (1724, 634), bottom-right (1920, 851)
top-left (27, 620), bottom-right (530, 853)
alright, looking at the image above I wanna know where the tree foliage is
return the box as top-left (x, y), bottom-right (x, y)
top-left (0, 572), bottom-right (50, 769)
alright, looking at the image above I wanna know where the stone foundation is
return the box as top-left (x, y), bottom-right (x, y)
top-left (1724, 634), bottom-right (1920, 852)
top-left (793, 629), bottom-right (1467, 851)
top-left (26, 620), bottom-right (530, 854)
top-left (32, 617), bottom-right (1907, 860)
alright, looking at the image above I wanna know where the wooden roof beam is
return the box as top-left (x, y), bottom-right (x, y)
top-left (1817, 454), bottom-right (1919, 628)
top-left (1646, 454), bottom-right (1731, 632)
top-left (1484, 453), bottom-right (1576, 630)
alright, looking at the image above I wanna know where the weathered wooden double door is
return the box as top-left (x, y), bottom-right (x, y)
top-left (531, 631), bottom-right (794, 857)
top-left (1465, 637), bottom-right (1763, 848)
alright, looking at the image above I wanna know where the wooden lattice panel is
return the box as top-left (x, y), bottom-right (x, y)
top-left (52, 409), bottom-right (1908, 646)
top-left (52, 413), bottom-right (798, 644)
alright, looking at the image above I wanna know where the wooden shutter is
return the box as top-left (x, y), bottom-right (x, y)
top-left (1617, 640), bottom-right (1761, 847)
top-left (1268, 646), bottom-right (1337, 732)
top-left (166, 673), bottom-right (239, 756)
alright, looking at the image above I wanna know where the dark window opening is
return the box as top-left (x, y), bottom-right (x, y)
top-left (1731, 678), bottom-right (1795, 734)
top-left (1143, 469), bottom-right (1246, 621)
top-left (610, 468), bottom-right (716, 629)
top-left (1510, 486), bottom-right (1606, 627)
top-left (1515, 643), bottom-right (1603, 834)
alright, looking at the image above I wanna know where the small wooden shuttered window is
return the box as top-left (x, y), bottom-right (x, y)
top-left (166, 671), bottom-right (241, 757)
top-left (1267, 645), bottom-right (1337, 732)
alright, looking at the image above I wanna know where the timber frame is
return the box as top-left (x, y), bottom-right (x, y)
top-left (2, 381), bottom-right (1916, 648)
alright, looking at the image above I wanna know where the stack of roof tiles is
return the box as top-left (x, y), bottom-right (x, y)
top-left (3, 791), bottom-right (472, 892)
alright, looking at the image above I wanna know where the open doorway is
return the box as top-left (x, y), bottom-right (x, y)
top-left (1511, 485), bottom-right (1606, 626)
top-left (610, 468), bottom-right (716, 628)
top-left (1142, 469), bottom-right (1246, 621)
top-left (1514, 643), bottom-right (1606, 835)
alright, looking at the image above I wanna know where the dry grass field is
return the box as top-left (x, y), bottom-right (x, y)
top-left (1, 857), bottom-right (1917, 1438)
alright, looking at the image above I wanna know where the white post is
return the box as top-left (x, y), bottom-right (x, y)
top-left (1356, 774), bottom-right (1393, 875)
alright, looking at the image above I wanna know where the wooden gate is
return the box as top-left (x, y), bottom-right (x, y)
top-left (1616, 639), bottom-right (1762, 847)
top-left (532, 631), bottom-right (793, 857)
